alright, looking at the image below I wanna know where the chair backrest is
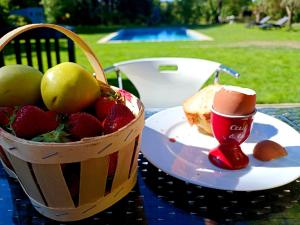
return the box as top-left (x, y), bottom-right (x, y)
top-left (275, 16), bottom-right (288, 26)
top-left (259, 16), bottom-right (271, 24)
top-left (113, 57), bottom-right (222, 109)
top-left (0, 26), bottom-right (75, 72)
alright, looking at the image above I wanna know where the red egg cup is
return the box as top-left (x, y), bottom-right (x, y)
top-left (208, 108), bottom-right (256, 170)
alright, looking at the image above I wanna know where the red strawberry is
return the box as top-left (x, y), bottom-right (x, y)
top-left (0, 106), bottom-right (14, 127)
top-left (95, 96), bottom-right (117, 121)
top-left (12, 105), bottom-right (59, 139)
top-left (68, 112), bottom-right (102, 140)
top-left (102, 104), bottom-right (135, 134)
top-left (39, 111), bottom-right (59, 134)
top-left (102, 104), bottom-right (135, 176)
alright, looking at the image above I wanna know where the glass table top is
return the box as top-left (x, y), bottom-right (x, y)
top-left (1, 106), bottom-right (300, 225)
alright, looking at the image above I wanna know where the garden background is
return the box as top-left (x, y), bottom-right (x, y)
top-left (1, 0), bottom-right (300, 104)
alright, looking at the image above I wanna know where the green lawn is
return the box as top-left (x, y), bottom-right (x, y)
top-left (74, 23), bottom-right (300, 104)
top-left (4, 23), bottom-right (300, 104)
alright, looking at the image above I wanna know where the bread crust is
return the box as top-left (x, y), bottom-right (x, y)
top-left (184, 111), bottom-right (212, 135)
top-left (183, 84), bottom-right (221, 136)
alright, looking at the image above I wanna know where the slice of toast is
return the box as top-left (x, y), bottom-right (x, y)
top-left (183, 84), bottom-right (221, 135)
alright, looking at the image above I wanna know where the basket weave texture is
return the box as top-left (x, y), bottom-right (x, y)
top-left (0, 24), bottom-right (145, 221)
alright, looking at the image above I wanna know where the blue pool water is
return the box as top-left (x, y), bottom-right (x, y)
top-left (108, 27), bottom-right (202, 42)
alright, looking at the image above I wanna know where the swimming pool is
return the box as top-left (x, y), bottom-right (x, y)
top-left (99, 27), bottom-right (212, 43)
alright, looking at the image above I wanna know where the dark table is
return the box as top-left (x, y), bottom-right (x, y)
top-left (1, 107), bottom-right (300, 225)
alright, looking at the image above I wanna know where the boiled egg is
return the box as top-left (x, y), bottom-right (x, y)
top-left (213, 85), bottom-right (256, 115)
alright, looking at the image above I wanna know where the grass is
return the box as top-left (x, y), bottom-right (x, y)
top-left (4, 23), bottom-right (300, 103)
top-left (74, 23), bottom-right (300, 104)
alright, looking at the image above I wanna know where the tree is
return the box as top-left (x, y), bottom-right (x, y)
top-left (0, 0), bottom-right (41, 26)
top-left (281, 0), bottom-right (300, 29)
top-left (0, 0), bottom-right (9, 26)
top-left (41, 0), bottom-right (75, 23)
top-left (205, 0), bottom-right (228, 23)
top-left (7, 0), bottom-right (41, 9)
top-left (41, 0), bottom-right (117, 25)
top-left (251, 0), bottom-right (285, 22)
top-left (159, 1), bottom-right (177, 24)
top-left (216, 0), bottom-right (222, 23)
top-left (222, 0), bottom-right (252, 19)
top-left (173, 0), bottom-right (204, 24)
top-left (117, 0), bottom-right (153, 24)
top-left (206, 0), bottom-right (222, 23)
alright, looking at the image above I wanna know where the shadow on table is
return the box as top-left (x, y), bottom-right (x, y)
top-left (2, 170), bottom-right (147, 225)
top-left (3, 151), bottom-right (300, 225)
top-left (139, 154), bottom-right (300, 224)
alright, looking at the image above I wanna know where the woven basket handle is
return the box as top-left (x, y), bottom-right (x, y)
top-left (0, 23), bottom-right (107, 84)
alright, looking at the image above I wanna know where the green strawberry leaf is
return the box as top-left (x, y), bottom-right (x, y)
top-left (32, 124), bottom-right (71, 143)
top-left (6, 106), bottom-right (19, 134)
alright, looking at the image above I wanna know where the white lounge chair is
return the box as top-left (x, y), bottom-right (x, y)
top-left (259, 16), bottom-right (289, 29)
top-left (246, 16), bottom-right (271, 28)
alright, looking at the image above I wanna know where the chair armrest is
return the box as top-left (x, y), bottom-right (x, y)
top-left (104, 66), bottom-right (123, 89)
top-left (214, 64), bottom-right (240, 83)
top-left (103, 66), bottom-right (115, 73)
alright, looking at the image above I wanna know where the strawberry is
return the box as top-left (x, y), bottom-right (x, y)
top-left (95, 96), bottom-right (117, 121)
top-left (102, 104), bottom-right (135, 176)
top-left (67, 112), bottom-right (102, 140)
top-left (12, 105), bottom-right (59, 139)
top-left (0, 106), bottom-right (14, 127)
top-left (102, 104), bottom-right (135, 134)
top-left (40, 111), bottom-right (60, 134)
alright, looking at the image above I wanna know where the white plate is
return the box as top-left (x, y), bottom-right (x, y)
top-left (141, 106), bottom-right (300, 191)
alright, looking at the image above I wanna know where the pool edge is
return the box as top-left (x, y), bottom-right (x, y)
top-left (97, 28), bottom-right (213, 43)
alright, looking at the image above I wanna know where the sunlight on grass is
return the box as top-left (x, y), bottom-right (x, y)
top-left (3, 23), bottom-right (300, 103)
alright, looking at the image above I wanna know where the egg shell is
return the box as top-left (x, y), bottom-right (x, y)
top-left (253, 140), bottom-right (287, 161)
top-left (213, 85), bottom-right (256, 115)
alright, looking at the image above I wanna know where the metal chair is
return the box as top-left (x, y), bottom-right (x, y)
top-left (0, 26), bottom-right (75, 72)
top-left (104, 57), bottom-right (239, 109)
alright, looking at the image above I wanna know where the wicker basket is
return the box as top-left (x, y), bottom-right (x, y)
top-left (0, 24), bottom-right (144, 221)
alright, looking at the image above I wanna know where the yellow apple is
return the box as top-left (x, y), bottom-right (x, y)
top-left (41, 62), bottom-right (100, 113)
top-left (0, 65), bottom-right (42, 106)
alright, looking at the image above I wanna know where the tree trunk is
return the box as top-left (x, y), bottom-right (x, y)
top-left (217, 0), bottom-right (223, 23)
top-left (255, 12), bottom-right (260, 23)
top-left (285, 5), bottom-right (293, 29)
top-left (208, 0), bottom-right (217, 24)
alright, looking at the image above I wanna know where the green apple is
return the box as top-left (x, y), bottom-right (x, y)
top-left (41, 62), bottom-right (100, 113)
top-left (0, 65), bottom-right (42, 106)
